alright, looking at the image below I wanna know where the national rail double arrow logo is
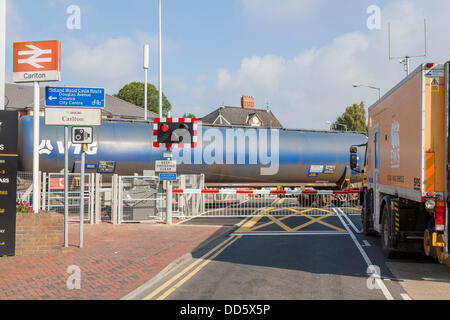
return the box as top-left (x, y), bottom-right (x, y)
top-left (17, 44), bottom-right (53, 69)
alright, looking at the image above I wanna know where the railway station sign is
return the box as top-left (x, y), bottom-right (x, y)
top-left (13, 40), bottom-right (61, 83)
top-left (0, 111), bottom-right (19, 256)
top-left (155, 160), bottom-right (177, 172)
top-left (45, 87), bottom-right (105, 108)
top-left (45, 108), bottom-right (102, 127)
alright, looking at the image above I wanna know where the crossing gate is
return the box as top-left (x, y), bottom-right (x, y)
top-left (172, 189), bottom-right (361, 219)
top-left (118, 176), bottom-right (164, 223)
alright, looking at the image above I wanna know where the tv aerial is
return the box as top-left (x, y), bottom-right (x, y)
top-left (388, 19), bottom-right (427, 76)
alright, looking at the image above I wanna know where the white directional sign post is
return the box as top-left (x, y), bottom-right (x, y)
top-left (44, 87), bottom-right (103, 249)
top-left (71, 127), bottom-right (94, 249)
top-left (13, 40), bottom-right (61, 214)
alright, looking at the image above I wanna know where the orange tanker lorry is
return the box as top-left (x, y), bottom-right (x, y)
top-left (351, 62), bottom-right (450, 265)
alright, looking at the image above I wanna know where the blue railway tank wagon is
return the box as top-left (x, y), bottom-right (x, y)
top-left (18, 116), bottom-right (367, 187)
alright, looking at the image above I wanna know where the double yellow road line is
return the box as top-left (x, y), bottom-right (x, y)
top-left (143, 235), bottom-right (242, 300)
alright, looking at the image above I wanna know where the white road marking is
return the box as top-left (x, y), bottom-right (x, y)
top-left (362, 240), bottom-right (371, 247)
top-left (338, 208), bottom-right (360, 234)
top-left (401, 293), bottom-right (412, 300)
top-left (334, 208), bottom-right (394, 300)
top-left (232, 232), bottom-right (348, 236)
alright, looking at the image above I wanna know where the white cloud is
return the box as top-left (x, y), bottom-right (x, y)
top-left (62, 32), bottom-right (179, 94)
top-left (196, 0), bottom-right (450, 129)
top-left (241, 0), bottom-right (321, 22)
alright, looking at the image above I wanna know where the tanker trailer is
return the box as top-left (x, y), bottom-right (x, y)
top-left (18, 116), bottom-right (367, 187)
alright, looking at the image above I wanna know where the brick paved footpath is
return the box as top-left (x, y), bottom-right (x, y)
top-left (0, 223), bottom-right (227, 300)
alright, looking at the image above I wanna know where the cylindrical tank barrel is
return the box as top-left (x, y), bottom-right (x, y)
top-left (18, 116), bottom-right (367, 184)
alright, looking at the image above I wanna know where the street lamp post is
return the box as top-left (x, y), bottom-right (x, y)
top-left (143, 44), bottom-right (149, 121)
top-left (158, 0), bottom-right (163, 118)
top-left (353, 84), bottom-right (381, 100)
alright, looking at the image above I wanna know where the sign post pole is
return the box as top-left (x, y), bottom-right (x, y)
top-left (13, 40), bottom-right (62, 213)
top-left (166, 148), bottom-right (172, 225)
top-left (64, 126), bottom-right (69, 247)
top-left (79, 145), bottom-right (85, 248)
top-left (32, 81), bottom-right (40, 213)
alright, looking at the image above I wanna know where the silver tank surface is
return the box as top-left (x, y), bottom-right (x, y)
top-left (18, 116), bottom-right (367, 185)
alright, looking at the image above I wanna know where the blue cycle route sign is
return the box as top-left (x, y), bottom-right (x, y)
top-left (45, 86), bottom-right (105, 108)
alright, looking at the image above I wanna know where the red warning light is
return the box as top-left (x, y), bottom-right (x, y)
top-left (159, 124), bottom-right (169, 133)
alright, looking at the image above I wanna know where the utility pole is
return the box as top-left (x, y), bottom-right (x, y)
top-left (0, 0), bottom-right (6, 110)
top-left (158, 0), bottom-right (163, 118)
top-left (143, 44), bottom-right (149, 121)
top-left (158, 0), bottom-right (172, 224)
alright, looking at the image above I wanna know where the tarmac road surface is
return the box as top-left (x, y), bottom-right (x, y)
top-left (127, 198), bottom-right (429, 300)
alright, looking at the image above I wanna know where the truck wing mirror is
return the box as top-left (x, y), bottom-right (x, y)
top-left (350, 154), bottom-right (359, 171)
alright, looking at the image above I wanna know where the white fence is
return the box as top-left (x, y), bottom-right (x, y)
top-left (16, 171), bottom-right (361, 224)
top-left (172, 189), bottom-right (361, 219)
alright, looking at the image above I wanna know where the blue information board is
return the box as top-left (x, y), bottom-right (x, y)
top-left (159, 173), bottom-right (177, 181)
top-left (45, 86), bottom-right (105, 108)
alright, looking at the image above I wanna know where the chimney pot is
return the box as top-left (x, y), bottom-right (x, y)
top-left (241, 96), bottom-right (255, 109)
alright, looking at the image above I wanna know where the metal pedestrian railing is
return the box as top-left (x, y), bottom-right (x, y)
top-left (171, 189), bottom-right (361, 219)
top-left (45, 172), bottom-right (94, 222)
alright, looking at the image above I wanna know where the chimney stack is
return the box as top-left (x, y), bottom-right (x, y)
top-left (241, 96), bottom-right (255, 109)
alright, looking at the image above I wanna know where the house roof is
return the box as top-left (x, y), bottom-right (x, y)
top-left (201, 106), bottom-right (283, 128)
top-left (4, 83), bottom-right (157, 120)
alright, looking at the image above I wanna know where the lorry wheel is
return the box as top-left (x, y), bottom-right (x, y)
top-left (436, 234), bottom-right (447, 264)
top-left (423, 229), bottom-right (436, 258)
top-left (381, 205), bottom-right (397, 258)
top-left (362, 192), bottom-right (376, 236)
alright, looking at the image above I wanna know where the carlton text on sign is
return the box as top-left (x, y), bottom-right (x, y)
top-left (13, 40), bottom-right (61, 83)
top-left (45, 108), bottom-right (102, 127)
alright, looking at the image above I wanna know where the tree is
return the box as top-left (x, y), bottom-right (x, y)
top-left (182, 113), bottom-right (196, 118)
top-left (114, 82), bottom-right (172, 116)
top-left (331, 101), bottom-right (368, 133)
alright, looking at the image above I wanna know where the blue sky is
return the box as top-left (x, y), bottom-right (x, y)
top-left (5, 0), bottom-right (450, 129)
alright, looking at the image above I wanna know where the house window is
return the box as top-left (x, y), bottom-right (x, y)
top-left (249, 116), bottom-right (261, 127)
